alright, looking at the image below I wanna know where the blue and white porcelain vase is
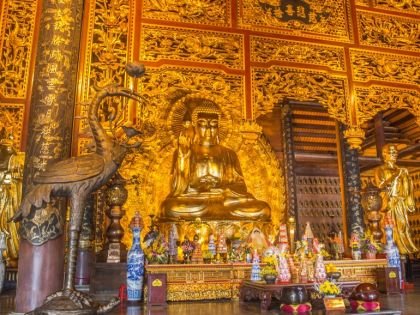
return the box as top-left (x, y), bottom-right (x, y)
top-left (385, 225), bottom-right (402, 286)
top-left (0, 232), bottom-right (6, 295)
top-left (127, 212), bottom-right (145, 301)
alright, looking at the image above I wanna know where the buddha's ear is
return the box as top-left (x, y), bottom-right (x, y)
top-left (216, 135), bottom-right (220, 144)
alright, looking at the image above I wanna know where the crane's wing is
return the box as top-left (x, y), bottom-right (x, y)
top-left (34, 154), bottom-right (105, 184)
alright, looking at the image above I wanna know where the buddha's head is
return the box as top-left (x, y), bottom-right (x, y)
top-left (191, 100), bottom-right (221, 146)
top-left (382, 144), bottom-right (398, 164)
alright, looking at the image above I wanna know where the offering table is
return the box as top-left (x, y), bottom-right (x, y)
top-left (145, 259), bottom-right (386, 302)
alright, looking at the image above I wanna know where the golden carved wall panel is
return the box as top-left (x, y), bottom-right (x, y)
top-left (0, 104), bottom-right (24, 147)
top-left (142, 0), bottom-right (230, 26)
top-left (140, 24), bottom-right (244, 70)
top-left (77, 0), bottom-right (133, 132)
top-left (0, 0), bottom-right (37, 99)
top-left (351, 50), bottom-right (420, 85)
top-left (251, 36), bottom-right (345, 71)
top-left (252, 67), bottom-right (348, 124)
top-left (355, 86), bottom-right (419, 126)
top-left (239, 0), bottom-right (351, 41)
top-left (375, 0), bottom-right (420, 13)
top-left (358, 11), bottom-right (420, 52)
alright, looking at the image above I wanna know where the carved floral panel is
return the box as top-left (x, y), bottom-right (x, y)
top-left (355, 86), bottom-right (419, 125)
top-left (0, 104), bottom-right (24, 146)
top-left (351, 50), bottom-right (420, 85)
top-left (375, 0), bottom-right (419, 14)
top-left (140, 24), bottom-right (244, 70)
top-left (239, 0), bottom-right (351, 41)
top-left (78, 0), bottom-right (132, 132)
top-left (0, 0), bottom-right (37, 98)
top-left (358, 11), bottom-right (420, 52)
top-left (252, 67), bottom-right (348, 124)
top-left (251, 36), bottom-right (345, 71)
top-left (142, 0), bottom-right (230, 26)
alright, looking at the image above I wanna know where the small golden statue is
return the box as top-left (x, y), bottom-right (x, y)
top-left (161, 98), bottom-right (270, 220)
top-left (374, 144), bottom-right (418, 254)
top-left (0, 130), bottom-right (24, 267)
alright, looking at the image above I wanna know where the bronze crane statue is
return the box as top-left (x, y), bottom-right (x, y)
top-left (12, 63), bottom-right (146, 314)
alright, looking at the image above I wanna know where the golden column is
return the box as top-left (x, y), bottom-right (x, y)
top-left (15, 0), bottom-right (84, 312)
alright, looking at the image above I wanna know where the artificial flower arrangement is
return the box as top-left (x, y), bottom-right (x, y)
top-left (202, 250), bottom-right (214, 263)
top-left (262, 255), bottom-right (277, 266)
top-left (361, 232), bottom-right (383, 254)
top-left (315, 280), bottom-right (341, 297)
top-left (144, 237), bottom-right (169, 264)
top-left (261, 265), bottom-right (278, 277)
top-left (350, 232), bottom-right (361, 250)
top-left (261, 255), bottom-right (278, 278)
top-left (181, 238), bottom-right (195, 255)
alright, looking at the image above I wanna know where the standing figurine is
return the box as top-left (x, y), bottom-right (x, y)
top-left (375, 144), bottom-right (418, 254)
top-left (168, 224), bottom-right (179, 264)
top-left (127, 212), bottom-right (145, 301)
top-left (0, 131), bottom-right (24, 268)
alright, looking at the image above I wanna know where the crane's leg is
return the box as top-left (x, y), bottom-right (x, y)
top-left (64, 197), bottom-right (85, 291)
top-left (39, 197), bottom-right (95, 313)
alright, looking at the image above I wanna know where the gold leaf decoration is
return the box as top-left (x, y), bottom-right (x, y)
top-left (140, 24), bottom-right (244, 70)
top-left (358, 12), bottom-right (420, 52)
top-left (376, 0), bottom-right (420, 13)
top-left (252, 67), bottom-right (348, 124)
top-left (0, 0), bottom-right (37, 98)
top-left (0, 104), bottom-right (24, 147)
top-left (142, 0), bottom-right (230, 26)
top-left (77, 0), bottom-right (132, 132)
top-left (351, 50), bottom-right (420, 85)
top-left (239, 0), bottom-right (351, 41)
top-left (355, 86), bottom-right (419, 125)
top-left (251, 36), bottom-right (345, 71)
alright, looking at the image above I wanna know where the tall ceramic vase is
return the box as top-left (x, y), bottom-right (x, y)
top-left (0, 232), bottom-right (6, 294)
top-left (385, 225), bottom-right (402, 287)
top-left (127, 212), bottom-right (145, 301)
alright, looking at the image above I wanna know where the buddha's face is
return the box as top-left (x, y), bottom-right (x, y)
top-left (383, 145), bottom-right (398, 163)
top-left (195, 113), bottom-right (219, 146)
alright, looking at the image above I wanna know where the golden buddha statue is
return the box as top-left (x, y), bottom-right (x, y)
top-left (0, 130), bottom-right (24, 267)
top-left (161, 99), bottom-right (270, 220)
top-left (374, 144), bottom-right (417, 255)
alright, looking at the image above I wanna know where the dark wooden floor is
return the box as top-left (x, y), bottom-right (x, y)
top-left (0, 286), bottom-right (418, 315)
